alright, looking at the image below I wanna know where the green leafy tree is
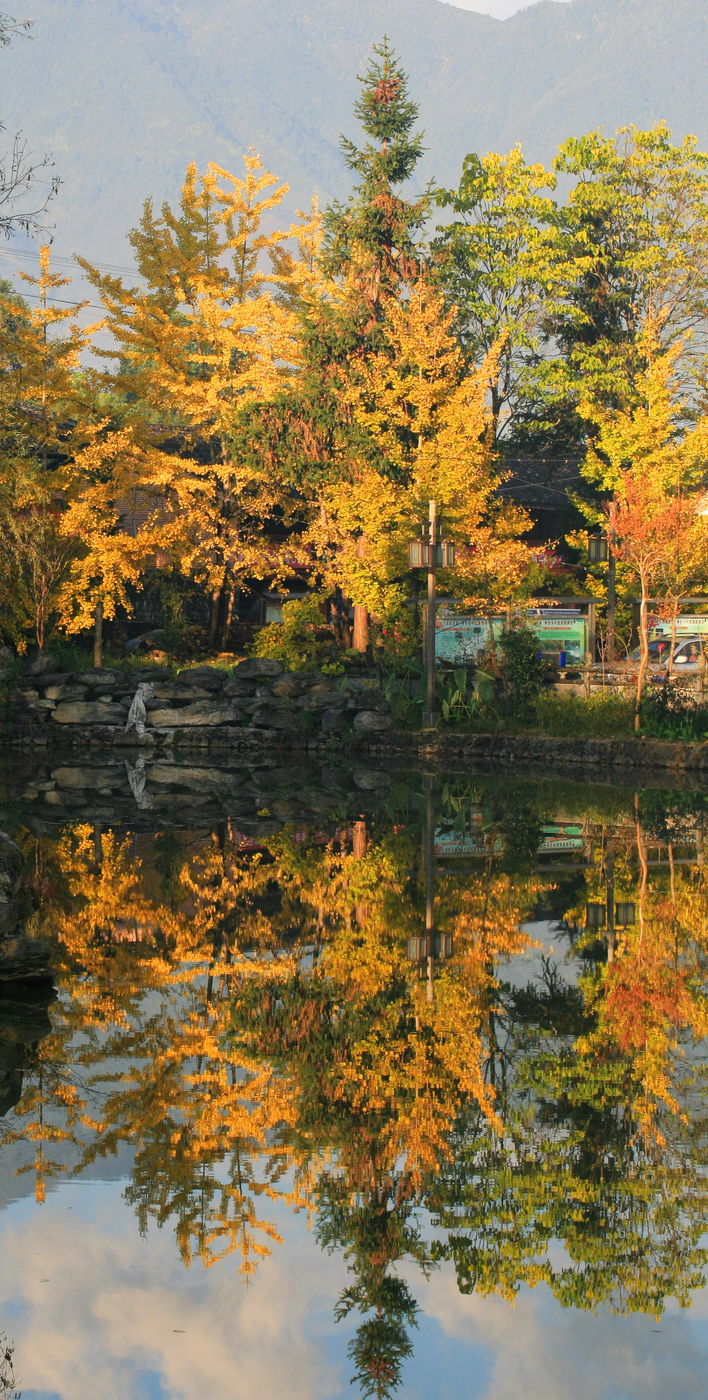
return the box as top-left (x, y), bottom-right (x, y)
top-left (532, 124), bottom-right (708, 447)
top-left (236, 41), bottom-right (432, 652)
top-left (434, 147), bottom-right (559, 440)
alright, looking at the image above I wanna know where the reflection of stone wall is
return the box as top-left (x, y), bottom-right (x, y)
top-left (14, 757), bottom-right (393, 834)
top-left (0, 988), bottom-right (54, 1117)
top-left (382, 731), bottom-right (708, 775)
top-left (11, 661), bottom-right (393, 752)
top-left (0, 831), bottom-right (53, 984)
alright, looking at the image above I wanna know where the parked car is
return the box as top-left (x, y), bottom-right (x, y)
top-left (630, 635), bottom-right (707, 671)
top-left (666, 636), bottom-right (708, 671)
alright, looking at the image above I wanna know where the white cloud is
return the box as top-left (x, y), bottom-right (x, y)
top-left (0, 1184), bottom-right (348, 1400)
top-left (441, 0), bottom-right (570, 18)
top-left (413, 1265), bottom-right (708, 1400)
top-left (3, 1179), bottom-right (707, 1400)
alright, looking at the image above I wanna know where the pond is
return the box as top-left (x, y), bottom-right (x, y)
top-left (0, 755), bottom-right (706, 1400)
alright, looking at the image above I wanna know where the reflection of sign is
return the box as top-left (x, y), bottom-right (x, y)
top-left (538, 823), bottom-right (584, 854)
top-left (434, 819), bottom-right (584, 858)
top-left (434, 826), bottom-right (504, 857)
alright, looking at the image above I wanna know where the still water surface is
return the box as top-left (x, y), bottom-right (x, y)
top-left (0, 757), bottom-right (706, 1400)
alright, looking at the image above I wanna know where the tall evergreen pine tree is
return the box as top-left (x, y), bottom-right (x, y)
top-left (324, 38), bottom-right (428, 316)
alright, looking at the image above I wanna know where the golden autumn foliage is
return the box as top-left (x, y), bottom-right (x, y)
top-left (579, 862), bottom-right (708, 1136)
top-left (308, 281), bottom-right (533, 619)
top-left (56, 429), bottom-right (174, 637)
top-left (0, 248), bottom-right (101, 648)
top-left (78, 156), bottom-right (323, 643)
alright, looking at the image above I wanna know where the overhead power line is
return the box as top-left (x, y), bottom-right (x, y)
top-left (0, 287), bottom-right (106, 311)
top-left (0, 246), bottom-right (143, 279)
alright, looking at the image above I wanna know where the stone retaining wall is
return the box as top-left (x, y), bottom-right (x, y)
top-left (9, 660), bottom-right (394, 752)
top-left (8, 662), bottom-right (708, 773)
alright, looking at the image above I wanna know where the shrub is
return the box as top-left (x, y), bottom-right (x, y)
top-left (499, 626), bottom-right (545, 718)
top-left (252, 595), bottom-right (339, 672)
top-left (641, 682), bottom-right (708, 742)
top-left (380, 657), bottom-right (426, 726)
top-left (373, 606), bottom-right (418, 662)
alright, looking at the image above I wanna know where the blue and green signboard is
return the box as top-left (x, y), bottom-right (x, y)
top-left (648, 613), bottom-right (708, 641)
top-left (435, 608), bottom-right (589, 666)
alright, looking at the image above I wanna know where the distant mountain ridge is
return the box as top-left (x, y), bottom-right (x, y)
top-left (1, 0), bottom-right (705, 273)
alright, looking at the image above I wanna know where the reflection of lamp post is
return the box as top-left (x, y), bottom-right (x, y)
top-left (407, 500), bottom-right (456, 728)
top-left (407, 774), bottom-right (452, 1000)
top-left (588, 534), bottom-right (616, 664)
top-left (585, 838), bottom-right (635, 961)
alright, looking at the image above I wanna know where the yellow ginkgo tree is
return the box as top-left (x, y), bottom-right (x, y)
top-left (308, 280), bottom-right (532, 631)
top-left (57, 428), bottom-right (174, 664)
top-left (80, 155), bottom-right (320, 648)
top-left (0, 248), bottom-right (99, 650)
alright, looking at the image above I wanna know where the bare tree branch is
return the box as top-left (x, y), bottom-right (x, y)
top-left (0, 9), bottom-right (59, 238)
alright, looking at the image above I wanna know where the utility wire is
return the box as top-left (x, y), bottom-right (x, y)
top-left (0, 246), bottom-right (143, 278)
top-left (0, 288), bottom-right (106, 311)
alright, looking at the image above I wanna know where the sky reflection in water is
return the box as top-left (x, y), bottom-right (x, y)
top-left (0, 759), bottom-right (705, 1399)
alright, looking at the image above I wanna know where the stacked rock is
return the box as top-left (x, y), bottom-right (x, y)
top-left (11, 659), bottom-right (393, 752)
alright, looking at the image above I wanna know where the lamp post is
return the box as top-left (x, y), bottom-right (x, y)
top-left (588, 533), bottom-right (616, 664)
top-left (407, 500), bottom-right (456, 729)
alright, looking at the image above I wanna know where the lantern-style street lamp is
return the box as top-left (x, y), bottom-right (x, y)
top-left (407, 932), bottom-right (453, 963)
top-left (584, 837), bottom-right (635, 962)
top-left (586, 901), bottom-right (636, 930)
top-left (588, 533), bottom-right (616, 663)
top-left (614, 902), bottom-right (636, 926)
top-left (407, 501), bottom-right (456, 728)
top-left (587, 535), bottom-right (609, 565)
top-left (406, 540), bottom-right (457, 569)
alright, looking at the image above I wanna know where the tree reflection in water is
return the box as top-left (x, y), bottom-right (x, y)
top-left (0, 770), bottom-right (706, 1398)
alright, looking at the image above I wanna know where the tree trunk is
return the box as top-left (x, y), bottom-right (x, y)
top-left (667, 605), bottom-right (678, 677)
top-left (352, 818), bottom-right (368, 927)
top-left (606, 547), bottom-right (616, 663)
top-left (634, 581), bottom-right (649, 732)
top-left (222, 583), bottom-right (238, 649)
top-left (208, 579), bottom-right (224, 651)
top-left (352, 604), bottom-right (369, 653)
top-left (330, 588), bottom-right (351, 649)
top-left (352, 537), bottom-right (369, 653)
top-left (352, 818), bottom-right (367, 860)
top-left (35, 581), bottom-right (47, 653)
top-left (93, 599), bottom-right (104, 669)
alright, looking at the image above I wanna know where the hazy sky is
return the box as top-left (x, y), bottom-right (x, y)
top-left (443, 0), bottom-right (570, 17)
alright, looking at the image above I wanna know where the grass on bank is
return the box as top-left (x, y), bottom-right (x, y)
top-left (535, 690), bottom-right (635, 738)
